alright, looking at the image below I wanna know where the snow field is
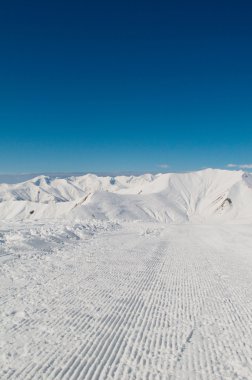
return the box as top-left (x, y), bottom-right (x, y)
top-left (1, 222), bottom-right (252, 379)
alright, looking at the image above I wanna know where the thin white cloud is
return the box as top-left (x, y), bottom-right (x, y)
top-left (227, 163), bottom-right (252, 169)
top-left (157, 164), bottom-right (170, 169)
top-left (227, 164), bottom-right (237, 168)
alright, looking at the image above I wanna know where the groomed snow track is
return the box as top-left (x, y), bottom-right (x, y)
top-left (1, 223), bottom-right (252, 379)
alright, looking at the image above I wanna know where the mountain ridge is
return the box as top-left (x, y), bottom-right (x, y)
top-left (0, 169), bottom-right (251, 223)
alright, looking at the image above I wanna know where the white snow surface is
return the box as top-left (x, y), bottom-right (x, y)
top-left (0, 168), bottom-right (252, 223)
top-left (1, 169), bottom-right (252, 379)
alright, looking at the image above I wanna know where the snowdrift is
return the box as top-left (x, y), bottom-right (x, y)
top-left (0, 169), bottom-right (252, 223)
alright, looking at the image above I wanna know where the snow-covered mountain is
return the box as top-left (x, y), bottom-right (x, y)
top-left (0, 169), bottom-right (252, 223)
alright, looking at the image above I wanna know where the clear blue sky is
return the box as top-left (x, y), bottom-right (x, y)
top-left (0, 0), bottom-right (252, 173)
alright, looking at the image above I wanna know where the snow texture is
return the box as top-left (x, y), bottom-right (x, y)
top-left (1, 169), bottom-right (252, 379)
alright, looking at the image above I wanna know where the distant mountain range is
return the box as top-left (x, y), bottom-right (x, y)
top-left (0, 169), bottom-right (251, 223)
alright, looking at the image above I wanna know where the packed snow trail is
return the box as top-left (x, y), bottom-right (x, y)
top-left (1, 222), bottom-right (252, 379)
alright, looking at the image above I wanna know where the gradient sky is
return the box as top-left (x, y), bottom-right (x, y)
top-left (0, 0), bottom-right (252, 173)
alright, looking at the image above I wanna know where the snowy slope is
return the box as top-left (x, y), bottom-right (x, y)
top-left (0, 169), bottom-right (252, 223)
top-left (1, 222), bottom-right (252, 379)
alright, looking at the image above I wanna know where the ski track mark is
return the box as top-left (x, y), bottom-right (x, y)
top-left (0, 224), bottom-right (252, 379)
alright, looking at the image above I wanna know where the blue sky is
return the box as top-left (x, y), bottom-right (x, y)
top-left (0, 0), bottom-right (252, 174)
